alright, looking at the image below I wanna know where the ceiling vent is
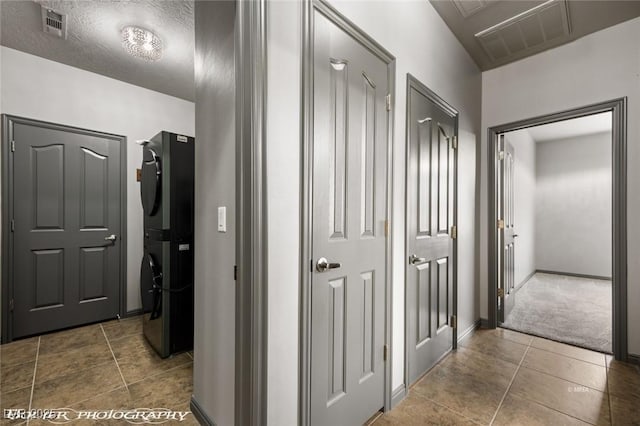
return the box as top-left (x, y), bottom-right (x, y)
top-left (452, 0), bottom-right (491, 19)
top-left (41, 6), bottom-right (67, 39)
top-left (475, 0), bottom-right (570, 62)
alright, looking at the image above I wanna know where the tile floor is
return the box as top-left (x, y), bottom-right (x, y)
top-left (3, 321), bottom-right (639, 426)
top-left (374, 328), bottom-right (640, 426)
top-left (0, 316), bottom-right (197, 426)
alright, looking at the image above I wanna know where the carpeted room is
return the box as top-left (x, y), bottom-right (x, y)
top-left (498, 113), bottom-right (613, 353)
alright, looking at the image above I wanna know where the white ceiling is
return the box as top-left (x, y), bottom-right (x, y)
top-left (525, 112), bottom-right (612, 143)
top-left (0, 0), bottom-right (194, 101)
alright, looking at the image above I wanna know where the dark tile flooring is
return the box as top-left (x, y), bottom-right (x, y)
top-left (373, 328), bottom-right (640, 426)
top-left (0, 316), bottom-right (196, 426)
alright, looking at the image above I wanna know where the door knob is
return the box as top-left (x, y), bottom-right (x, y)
top-left (409, 254), bottom-right (426, 265)
top-left (316, 257), bottom-right (341, 272)
top-left (104, 234), bottom-right (117, 242)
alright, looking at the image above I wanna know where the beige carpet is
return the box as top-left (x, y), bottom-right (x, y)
top-left (501, 272), bottom-right (612, 353)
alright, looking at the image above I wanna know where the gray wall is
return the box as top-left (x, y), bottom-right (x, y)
top-left (481, 16), bottom-right (640, 356)
top-left (0, 46), bottom-right (195, 321)
top-left (504, 130), bottom-right (536, 288)
top-left (535, 132), bottom-right (612, 277)
top-left (192, 2), bottom-right (237, 425)
top-left (265, 0), bottom-right (482, 422)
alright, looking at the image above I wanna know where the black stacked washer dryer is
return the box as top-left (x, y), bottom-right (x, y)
top-left (139, 131), bottom-right (194, 358)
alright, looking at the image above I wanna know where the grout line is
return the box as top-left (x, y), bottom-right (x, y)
top-left (62, 384), bottom-right (129, 410)
top-left (489, 339), bottom-right (532, 425)
top-left (419, 394), bottom-right (485, 426)
top-left (488, 334), bottom-right (602, 425)
top-left (515, 363), bottom-right (608, 394)
top-left (606, 363), bottom-right (613, 424)
top-left (101, 324), bottom-right (129, 392)
top-left (513, 393), bottom-right (601, 426)
top-left (26, 336), bottom-right (41, 426)
top-left (125, 358), bottom-right (193, 387)
top-left (528, 344), bottom-right (607, 368)
top-left (460, 345), bottom-right (521, 369)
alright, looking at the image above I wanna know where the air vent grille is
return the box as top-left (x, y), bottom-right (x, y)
top-left (41, 6), bottom-right (67, 39)
top-left (452, 0), bottom-right (489, 18)
top-left (475, 0), bottom-right (570, 62)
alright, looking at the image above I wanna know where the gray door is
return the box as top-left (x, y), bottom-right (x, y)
top-left (406, 78), bottom-right (456, 385)
top-left (310, 10), bottom-right (389, 426)
top-left (498, 137), bottom-right (516, 323)
top-left (10, 119), bottom-right (122, 339)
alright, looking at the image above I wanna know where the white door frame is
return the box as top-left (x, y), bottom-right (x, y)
top-left (299, 0), bottom-right (396, 423)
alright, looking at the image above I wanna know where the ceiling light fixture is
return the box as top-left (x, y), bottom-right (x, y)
top-left (121, 26), bottom-right (163, 61)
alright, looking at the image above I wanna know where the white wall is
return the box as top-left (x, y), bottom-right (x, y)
top-left (481, 16), bottom-right (640, 356)
top-left (266, 1), bottom-right (482, 422)
top-left (535, 132), bottom-right (612, 277)
top-left (266, 2), bottom-right (301, 426)
top-left (0, 46), bottom-right (195, 314)
top-left (504, 130), bottom-right (536, 287)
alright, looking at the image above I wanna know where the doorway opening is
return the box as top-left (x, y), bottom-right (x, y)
top-left (487, 99), bottom-right (628, 360)
top-left (499, 112), bottom-right (612, 353)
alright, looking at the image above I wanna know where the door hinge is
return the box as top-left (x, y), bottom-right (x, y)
top-left (450, 315), bottom-right (457, 329)
top-left (384, 220), bottom-right (389, 237)
top-left (498, 150), bottom-right (505, 160)
top-left (234, 265), bottom-right (237, 281)
top-left (11, 140), bottom-right (15, 152)
top-left (9, 299), bottom-right (14, 312)
top-left (450, 225), bottom-right (457, 239)
top-left (386, 94), bottom-right (391, 111)
top-left (11, 219), bottom-right (15, 232)
top-left (498, 288), bottom-right (505, 298)
top-left (451, 136), bottom-right (458, 150)
top-left (497, 219), bottom-right (505, 229)
top-left (383, 344), bottom-right (388, 361)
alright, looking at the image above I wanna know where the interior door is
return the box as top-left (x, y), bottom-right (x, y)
top-left (9, 118), bottom-right (122, 339)
top-left (406, 78), bottom-right (457, 385)
top-left (309, 9), bottom-right (390, 426)
top-left (498, 137), bottom-right (516, 323)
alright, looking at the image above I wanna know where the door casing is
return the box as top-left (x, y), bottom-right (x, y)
top-left (486, 98), bottom-right (628, 360)
top-left (1, 114), bottom-right (128, 343)
top-left (403, 74), bottom-right (459, 389)
top-left (299, 0), bottom-right (396, 423)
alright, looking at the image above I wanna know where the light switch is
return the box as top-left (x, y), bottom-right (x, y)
top-left (218, 206), bottom-right (226, 232)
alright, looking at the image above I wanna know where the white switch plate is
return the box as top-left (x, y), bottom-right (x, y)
top-left (218, 206), bottom-right (226, 232)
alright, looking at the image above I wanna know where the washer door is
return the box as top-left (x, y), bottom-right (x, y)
top-left (140, 251), bottom-right (162, 319)
top-left (141, 147), bottom-right (161, 216)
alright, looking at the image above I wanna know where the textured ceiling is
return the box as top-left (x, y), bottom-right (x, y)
top-left (0, 0), bottom-right (194, 101)
top-left (526, 112), bottom-right (612, 143)
top-left (430, 0), bottom-right (640, 71)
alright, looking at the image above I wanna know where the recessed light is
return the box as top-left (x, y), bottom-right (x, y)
top-left (121, 26), bottom-right (162, 61)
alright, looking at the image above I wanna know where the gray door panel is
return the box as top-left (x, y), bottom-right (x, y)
top-left (406, 82), bottom-right (456, 386)
top-left (310, 11), bottom-right (388, 426)
top-left (12, 122), bottom-right (121, 338)
top-left (498, 138), bottom-right (516, 323)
